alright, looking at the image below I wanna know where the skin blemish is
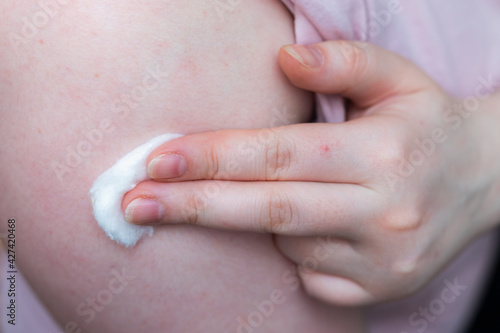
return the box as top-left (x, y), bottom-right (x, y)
top-left (319, 144), bottom-right (330, 156)
top-left (39, 39), bottom-right (44, 44)
top-left (94, 73), bottom-right (100, 78)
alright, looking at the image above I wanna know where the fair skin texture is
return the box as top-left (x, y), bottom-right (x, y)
top-left (123, 41), bottom-right (500, 306)
top-left (0, 1), bottom-right (363, 332)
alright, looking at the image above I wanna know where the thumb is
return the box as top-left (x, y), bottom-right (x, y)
top-left (278, 41), bottom-right (438, 108)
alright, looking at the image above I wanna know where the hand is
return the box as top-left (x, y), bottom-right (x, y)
top-left (122, 41), bottom-right (500, 306)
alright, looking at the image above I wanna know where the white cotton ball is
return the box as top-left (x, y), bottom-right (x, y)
top-left (90, 133), bottom-right (183, 247)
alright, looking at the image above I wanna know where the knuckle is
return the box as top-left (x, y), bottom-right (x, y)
top-left (388, 255), bottom-right (426, 297)
top-left (381, 197), bottom-right (424, 231)
top-left (377, 140), bottom-right (407, 170)
top-left (361, 135), bottom-right (408, 184)
top-left (364, 130), bottom-right (417, 191)
top-left (264, 131), bottom-right (295, 180)
top-left (390, 258), bottom-right (419, 280)
top-left (207, 142), bottom-right (221, 179)
top-left (366, 254), bottom-right (421, 298)
top-left (337, 41), bottom-right (369, 81)
top-left (382, 207), bottom-right (422, 231)
top-left (183, 191), bottom-right (204, 226)
top-left (260, 191), bottom-right (298, 234)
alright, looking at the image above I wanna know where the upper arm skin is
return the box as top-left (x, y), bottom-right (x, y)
top-left (0, 1), bottom-right (362, 332)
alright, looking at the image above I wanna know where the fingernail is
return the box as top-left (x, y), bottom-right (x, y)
top-left (148, 154), bottom-right (187, 179)
top-left (125, 198), bottom-right (165, 224)
top-left (283, 45), bottom-right (323, 68)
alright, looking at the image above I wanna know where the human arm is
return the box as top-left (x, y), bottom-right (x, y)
top-left (0, 1), bottom-right (363, 332)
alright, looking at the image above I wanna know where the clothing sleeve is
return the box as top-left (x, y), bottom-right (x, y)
top-left (281, 0), bottom-right (368, 123)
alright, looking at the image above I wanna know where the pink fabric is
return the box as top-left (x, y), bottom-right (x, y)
top-left (281, 0), bottom-right (500, 332)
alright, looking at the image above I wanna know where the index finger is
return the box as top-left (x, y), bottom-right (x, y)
top-left (145, 122), bottom-right (381, 183)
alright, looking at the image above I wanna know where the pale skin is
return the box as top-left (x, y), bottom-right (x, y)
top-left (123, 41), bottom-right (500, 306)
top-left (0, 0), bottom-right (364, 332)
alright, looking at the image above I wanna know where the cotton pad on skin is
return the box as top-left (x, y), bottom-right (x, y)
top-left (90, 133), bottom-right (183, 247)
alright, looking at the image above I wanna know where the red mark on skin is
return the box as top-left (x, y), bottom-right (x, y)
top-left (419, 120), bottom-right (424, 126)
top-left (39, 39), bottom-right (44, 44)
top-left (319, 144), bottom-right (330, 156)
top-left (94, 73), bottom-right (99, 78)
top-left (67, 289), bottom-right (78, 297)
